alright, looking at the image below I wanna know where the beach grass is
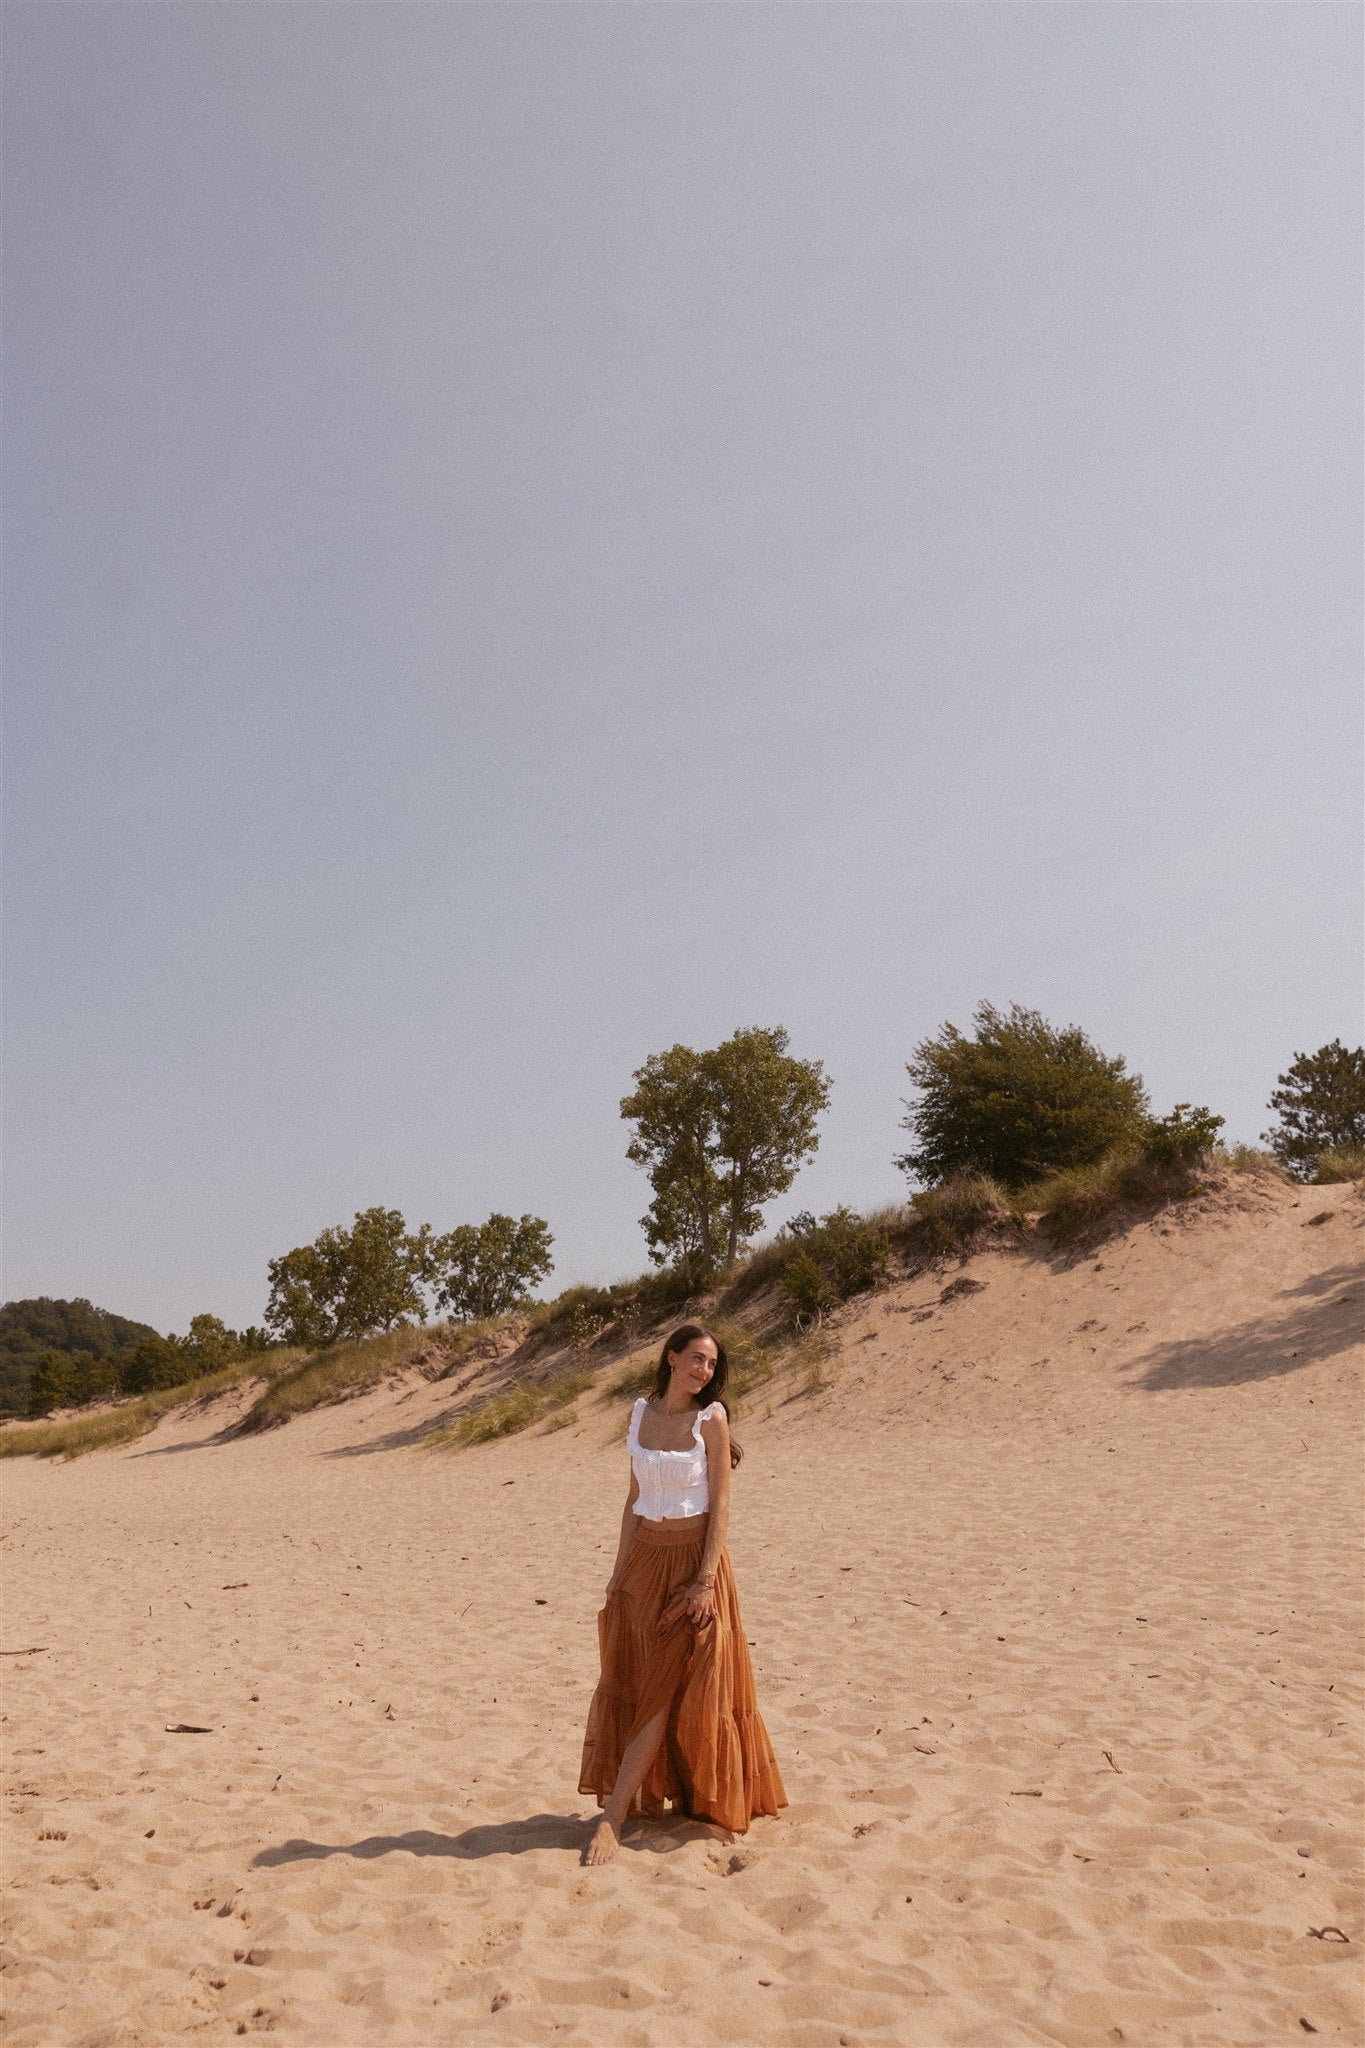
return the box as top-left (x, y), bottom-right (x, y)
top-left (903, 1172), bottom-right (1016, 1259)
top-left (1313, 1144), bottom-right (1365, 1183)
top-left (1023, 1150), bottom-right (1205, 1245)
top-left (428, 1366), bottom-right (593, 1449)
top-left (232, 1321), bottom-right (516, 1433)
top-left (709, 1319), bottom-right (775, 1410)
top-left (601, 1355), bottom-right (658, 1403)
top-left (1219, 1143), bottom-right (1292, 1179)
top-left (787, 1327), bottom-right (834, 1398)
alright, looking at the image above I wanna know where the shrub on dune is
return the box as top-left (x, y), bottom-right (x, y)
top-left (1139, 1103), bottom-right (1225, 1165)
top-left (897, 1001), bottom-right (1149, 1190)
top-left (777, 1208), bottom-right (890, 1323)
top-left (529, 1269), bottom-right (695, 1352)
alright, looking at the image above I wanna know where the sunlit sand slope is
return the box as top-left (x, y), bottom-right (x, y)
top-left (3, 1177), bottom-right (1361, 2046)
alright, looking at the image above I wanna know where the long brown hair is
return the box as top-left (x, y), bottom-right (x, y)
top-left (652, 1324), bottom-right (743, 1467)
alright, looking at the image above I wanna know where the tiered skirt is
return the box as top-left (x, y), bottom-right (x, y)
top-left (578, 1514), bottom-right (787, 1834)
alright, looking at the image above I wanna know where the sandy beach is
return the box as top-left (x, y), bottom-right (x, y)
top-left (3, 1175), bottom-right (1361, 2046)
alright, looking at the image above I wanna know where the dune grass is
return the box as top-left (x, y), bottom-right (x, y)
top-left (0, 1354), bottom-right (296, 1461)
top-left (438, 1384), bottom-right (542, 1445)
top-left (1023, 1150), bottom-right (1205, 1245)
top-left (790, 1327), bottom-right (834, 1398)
top-left (1218, 1144), bottom-right (1292, 1179)
top-left (706, 1318), bottom-right (775, 1411)
top-left (524, 1268), bottom-right (696, 1353)
top-left (1313, 1144), bottom-right (1365, 1184)
top-left (715, 1236), bottom-right (792, 1311)
top-left (428, 1366), bottom-right (593, 1449)
top-left (233, 1322), bottom-right (485, 1434)
top-left (902, 1173), bottom-right (1016, 1260)
top-left (601, 1355), bottom-right (658, 1403)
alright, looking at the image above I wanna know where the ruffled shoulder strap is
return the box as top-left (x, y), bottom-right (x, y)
top-left (693, 1399), bottom-right (724, 1437)
top-left (626, 1396), bottom-right (646, 1450)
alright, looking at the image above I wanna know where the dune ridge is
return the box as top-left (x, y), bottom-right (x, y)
top-left (2, 1176), bottom-right (1361, 2045)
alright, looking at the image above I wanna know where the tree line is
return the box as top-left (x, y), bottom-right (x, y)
top-left (620, 1010), bottom-right (1362, 1275)
top-left (8, 1012), bottom-right (1361, 1417)
top-left (0, 1296), bottom-right (161, 1417)
top-left (263, 1208), bottom-right (555, 1348)
top-left (7, 1306), bottom-right (274, 1418)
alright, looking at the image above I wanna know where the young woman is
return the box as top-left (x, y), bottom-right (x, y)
top-left (578, 1323), bottom-right (787, 1864)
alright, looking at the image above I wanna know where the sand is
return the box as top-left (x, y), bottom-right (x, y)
top-left (2, 1175), bottom-right (1361, 2046)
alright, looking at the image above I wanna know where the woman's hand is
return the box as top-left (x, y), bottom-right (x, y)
top-left (683, 1578), bottom-right (715, 1626)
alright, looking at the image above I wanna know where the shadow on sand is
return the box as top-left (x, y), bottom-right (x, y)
top-left (252, 1811), bottom-right (725, 1867)
top-left (253, 1815), bottom-right (584, 1866)
top-left (1121, 1262), bottom-right (1362, 1391)
top-left (133, 1428), bottom-right (243, 1457)
top-left (131, 1414), bottom-right (449, 1457)
top-left (319, 1417), bottom-right (453, 1457)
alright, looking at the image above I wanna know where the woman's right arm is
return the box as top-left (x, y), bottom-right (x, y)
top-left (605, 1468), bottom-right (640, 1595)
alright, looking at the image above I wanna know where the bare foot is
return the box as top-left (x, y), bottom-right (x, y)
top-left (582, 1817), bottom-right (621, 1866)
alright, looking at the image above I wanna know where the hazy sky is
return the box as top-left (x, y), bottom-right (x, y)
top-left (5, 3), bottom-right (1361, 1333)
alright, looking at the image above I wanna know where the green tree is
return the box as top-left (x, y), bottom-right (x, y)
top-left (621, 1026), bottom-right (831, 1281)
top-left (621, 1044), bottom-right (725, 1279)
top-left (709, 1027), bottom-right (832, 1266)
top-left (897, 1001), bottom-right (1149, 1189)
top-left (181, 1313), bottom-right (239, 1371)
top-left (26, 1347), bottom-right (120, 1415)
top-left (119, 1333), bottom-right (196, 1396)
top-left (335, 1207), bottom-right (428, 1338)
top-left (263, 1242), bottom-right (340, 1350)
top-left (1262, 1040), bottom-right (1365, 1178)
top-left (265, 1208), bottom-right (430, 1348)
top-left (431, 1213), bottom-right (554, 1322)
top-left (27, 1349), bottom-right (81, 1414)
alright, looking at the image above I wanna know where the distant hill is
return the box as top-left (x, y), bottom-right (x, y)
top-left (0, 1298), bottom-right (161, 1416)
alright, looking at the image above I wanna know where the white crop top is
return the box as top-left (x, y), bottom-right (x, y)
top-left (627, 1398), bottom-right (722, 1520)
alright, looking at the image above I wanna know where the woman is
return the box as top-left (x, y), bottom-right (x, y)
top-left (579, 1323), bottom-right (787, 1864)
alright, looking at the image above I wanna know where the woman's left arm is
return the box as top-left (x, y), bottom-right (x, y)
top-left (685, 1408), bottom-right (731, 1623)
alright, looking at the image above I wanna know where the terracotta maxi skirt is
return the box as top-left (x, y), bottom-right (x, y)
top-left (578, 1515), bottom-right (787, 1834)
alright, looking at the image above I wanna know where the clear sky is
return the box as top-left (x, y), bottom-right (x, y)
top-left (4, 3), bottom-right (1360, 1334)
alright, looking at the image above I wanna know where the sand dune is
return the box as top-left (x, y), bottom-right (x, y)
top-left (3, 1176), bottom-right (1361, 2045)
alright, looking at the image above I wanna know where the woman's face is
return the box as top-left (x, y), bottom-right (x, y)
top-left (669, 1336), bottom-right (718, 1398)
